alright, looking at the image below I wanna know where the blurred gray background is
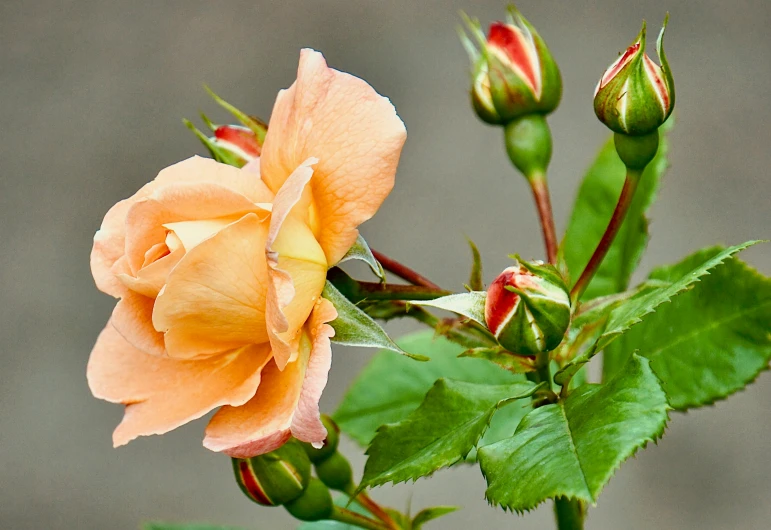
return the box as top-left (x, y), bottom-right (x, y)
top-left (2, 0), bottom-right (770, 528)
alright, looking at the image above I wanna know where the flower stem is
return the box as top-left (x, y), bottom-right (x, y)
top-left (371, 249), bottom-right (444, 290)
top-left (529, 173), bottom-right (558, 264)
top-left (355, 491), bottom-right (400, 530)
top-left (554, 497), bottom-right (586, 530)
top-left (330, 506), bottom-right (389, 530)
top-left (327, 267), bottom-right (451, 302)
top-left (570, 169), bottom-right (642, 300)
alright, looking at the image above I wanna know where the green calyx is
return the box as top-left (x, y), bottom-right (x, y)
top-left (614, 131), bottom-right (659, 170)
top-left (232, 440), bottom-right (312, 507)
top-left (314, 452), bottom-right (355, 492)
top-left (594, 17), bottom-right (674, 136)
top-left (284, 478), bottom-right (334, 522)
top-left (504, 114), bottom-right (553, 180)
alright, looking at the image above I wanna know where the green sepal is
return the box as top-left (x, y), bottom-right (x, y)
top-left (338, 234), bottom-right (386, 283)
top-left (322, 281), bottom-right (428, 361)
top-left (467, 238), bottom-right (484, 291)
top-left (183, 119), bottom-right (248, 167)
top-left (203, 85), bottom-right (267, 143)
top-left (412, 506), bottom-right (459, 529)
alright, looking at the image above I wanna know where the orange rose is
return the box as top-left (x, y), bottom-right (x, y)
top-left (88, 49), bottom-right (406, 457)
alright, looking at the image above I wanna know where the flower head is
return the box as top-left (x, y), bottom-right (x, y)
top-left (459, 5), bottom-right (561, 124)
top-left (594, 17), bottom-right (675, 135)
top-left (88, 50), bottom-right (406, 457)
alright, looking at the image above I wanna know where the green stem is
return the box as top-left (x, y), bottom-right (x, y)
top-left (529, 173), bottom-right (558, 264)
top-left (330, 506), bottom-right (389, 530)
top-left (371, 249), bottom-right (444, 290)
top-left (570, 168), bottom-right (642, 300)
top-left (554, 497), bottom-right (586, 530)
top-left (328, 267), bottom-right (451, 303)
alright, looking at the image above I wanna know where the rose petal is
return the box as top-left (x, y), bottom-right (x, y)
top-left (152, 213), bottom-right (272, 359)
top-left (290, 297), bottom-right (337, 444)
top-left (261, 49), bottom-right (407, 265)
top-left (111, 291), bottom-right (166, 356)
top-left (88, 324), bottom-right (272, 447)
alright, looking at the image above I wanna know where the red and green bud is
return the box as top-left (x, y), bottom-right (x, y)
top-left (184, 87), bottom-right (268, 168)
top-left (459, 5), bottom-right (562, 124)
top-left (232, 439), bottom-right (312, 507)
top-left (485, 260), bottom-right (571, 355)
top-left (284, 478), bottom-right (334, 522)
top-left (300, 414), bottom-right (340, 464)
top-left (594, 17), bottom-right (674, 136)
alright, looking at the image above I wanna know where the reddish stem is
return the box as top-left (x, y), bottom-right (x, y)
top-left (371, 249), bottom-right (443, 290)
top-left (355, 491), bottom-right (400, 530)
top-left (570, 171), bottom-right (641, 300)
top-left (529, 176), bottom-right (559, 264)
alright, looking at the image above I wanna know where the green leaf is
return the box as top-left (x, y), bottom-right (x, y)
top-left (339, 235), bottom-right (386, 283)
top-left (361, 380), bottom-right (539, 488)
top-left (561, 121), bottom-right (672, 300)
top-left (479, 354), bottom-right (669, 512)
top-left (604, 248), bottom-right (771, 409)
top-left (412, 506), bottom-right (459, 529)
top-left (414, 291), bottom-right (487, 326)
top-left (322, 281), bottom-right (428, 361)
top-left (142, 521), bottom-right (241, 530)
top-left (466, 238), bottom-right (484, 291)
top-left (555, 242), bottom-right (757, 386)
top-left (333, 331), bottom-right (522, 446)
top-left (598, 241), bottom-right (758, 350)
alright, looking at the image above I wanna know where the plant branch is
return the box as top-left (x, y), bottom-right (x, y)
top-left (328, 268), bottom-right (451, 303)
top-left (355, 491), bottom-right (400, 530)
top-left (330, 505), bottom-right (389, 530)
top-left (570, 169), bottom-right (642, 300)
top-left (530, 174), bottom-right (558, 264)
top-left (554, 497), bottom-right (586, 530)
top-left (371, 249), bottom-right (444, 290)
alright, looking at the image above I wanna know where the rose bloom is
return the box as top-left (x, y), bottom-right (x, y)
top-left (88, 49), bottom-right (406, 457)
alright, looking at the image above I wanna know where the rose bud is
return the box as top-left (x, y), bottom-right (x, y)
top-left (459, 6), bottom-right (561, 124)
top-left (594, 17), bottom-right (674, 137)
top-left (284, 478), bottom-right (334, 522)
top-left (314, 452), bottom-right (354, 492)
top-left (484, 260), bottom-right (571, 355)
top-left (232, 439), bottom-right (312, 506)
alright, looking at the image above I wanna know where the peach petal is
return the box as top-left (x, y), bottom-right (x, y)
top-left (91, 199), bottom-right (133, 298)
top-left (202, 298), bottom-right (337, 457)
top-left (124, 182), bottom-right (267, 274)
top-left (290, 297), bottom-right (337, 444)
top-left (261, 49), bottom-right (407, 265)
top-left (117, 246), bottom-right (185, 299)
top-left (111, 291), bottom-right (166, 356)
top-left (264, 159), bottom-right (326, 370)
top-left (88, 324), bottom-right (272, 447)
top-left (152, 213), bottom-right (272, 359)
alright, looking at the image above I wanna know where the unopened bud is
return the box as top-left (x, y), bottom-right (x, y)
top-left (460, 6), bottom-right (561, 125)
top-left (315, 452), bottom-right (354, 492)
top-left (594, 17), bottom-right (674, 136)
top-left (301, 415), bottom-right (340, 463)
top-left (485, 260), bottom-right (571, 355)
top-left (284, 478), bottom-right (334, 522)
top-left (232, 439), bottom-right (311, 507)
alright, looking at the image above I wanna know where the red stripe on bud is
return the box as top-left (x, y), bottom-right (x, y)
top-left (485, 266), bottom-right (531, 336)
top-left (237, 460), bottom-right (273, 505)
top-left (598, 43), bottom-right (640, 92)
top-left (487, 22), bottom-right (539, 95)
top-left (214, 125), bottom-right (261, 157)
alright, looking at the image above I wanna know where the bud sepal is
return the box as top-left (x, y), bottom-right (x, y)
top-left (485, 259), bottom-right (571, 355)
